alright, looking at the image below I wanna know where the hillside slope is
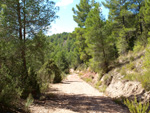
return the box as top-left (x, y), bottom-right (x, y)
top-left (77, 49), bottom-right (150, 103)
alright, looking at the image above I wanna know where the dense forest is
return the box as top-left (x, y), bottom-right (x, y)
top-left (50, 0), bottom-right (150, 74)
top-left (0, 0), bottom-right (150, 112)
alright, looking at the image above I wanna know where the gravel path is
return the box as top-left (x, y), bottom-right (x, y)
top-left (30, 73), bottom-right (129, 113)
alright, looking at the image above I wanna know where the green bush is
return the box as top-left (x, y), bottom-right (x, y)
top-left (133, 41), bottom-right (144, 53)
top-left (37, 59), bottom-right (62, 91)
top-left (0, 64), bottom-right (22, 108)
top-left (120, 67), bottom-right (127, 76)
top-left (143, 39), bottom-right (150, 68)
top-left (113, 96), bottom-right (126, 105)
top-left (96, 81), bottom-right (102, 86)
top-left (99, 85), bottom-right (107, 93)
top-left (141, 39), bottom-right (150, 91)
top-left (124, 73), bottom-right (140, 81)
top-left (130, 56), bottom-right (135, 62)
top-left (124, 97), bottom-right (150, 113)
top-left (77, 63), bottom-right (87, 71)
top-left (139, 71), bottom-right (150, 91)
top-left (25, 93), bottom-right (34, 111)
top-left (126, 62), bottom-right (135, 70)
top-left (83, 78), bottom-right (92, 83)
top-left (22, 68), bottom-right (40, 99)
top-left (95, 81), bottom-right (102, 90)
top-left (103, 74), bottom-right (112, 86)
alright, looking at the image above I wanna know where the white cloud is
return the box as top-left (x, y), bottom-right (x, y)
top-left (46, 25), bottom-right (74, 36)
top-left (56, 0), bottom-right (73, 7)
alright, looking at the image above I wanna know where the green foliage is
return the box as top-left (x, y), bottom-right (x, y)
top-left (103, 74), bottom-right (113, 86)
top-left (139, 71), bottom-right (150, 91)
top-left (72, 0), bottom-right (93, 27)
top-left (143, 39), bottom-right (150, 68)
top-left (124, 73), bottom-right (140, 81)
top-left (117, 27), bottom-right (135, 54)
top-left (26, 31), bottom-right (52, 71)
top-left (141, 39), bottom-right (150, 91)
top-left (25, 93), bottom-right (34, 111)
top-left (38, 59), bottom-right (62, 87)
top-left (124, 97), bottom-right (150, 113)
top-left (73, 28), bottom-right (90, 63)
top-left (133, 41), bottom-right (145, 53)
top-left (113, 96), bottom-right (126, 105)
top-left (120, 67), bottom-right (127, 76)
top-left (99, 85), bottom-right (107, 93)
top-left (77, 64), bottom-right (87, 71)
top-left (83, 78), bottom-right (92, 83)
top-left (48, 32), bottom-right (80, 71)
top-left (95, 81), bottom-right (102, 87)
top-left (0, 0), bottom-right (150, 111)
top-left (129, 56), bottom-right (135, 62)
top-left (22, 68), bottom-right (40, 99)
top-left (85, 3), bottom-right (115, 73)
top-left (55, 51), bottom-right (69, 74)
top-left (0, 64), bottom-right (22, 107)
top-left (0, 0), bottom-right (58, 110)
top-left (144, 0), bottom-right (150, 26)
top-left (103, 0), bottom-right (146, 55)
top-left (126, 62), bottom-right (135, 70)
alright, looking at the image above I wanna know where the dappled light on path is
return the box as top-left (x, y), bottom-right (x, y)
top-left (30, 74), bottom-right (129, 113)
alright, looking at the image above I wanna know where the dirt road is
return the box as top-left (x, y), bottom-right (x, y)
top-left (30, 73), bottom-right (129, 113)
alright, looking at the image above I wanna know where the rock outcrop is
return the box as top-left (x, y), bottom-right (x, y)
top-left (105, 80), bottom-right (144, 98)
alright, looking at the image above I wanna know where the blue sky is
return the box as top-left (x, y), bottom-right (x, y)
top-left (47, 0), bottom-right (109, 36)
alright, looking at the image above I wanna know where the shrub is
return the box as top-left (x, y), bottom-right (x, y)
top-left (124, 97), bottom-right (150, 113)
top-left (99, 85), bottom-right (107, 92)
top-left (95, 81), bottom-right (102, 90)
top-left (120, 67), bottom-right (127, 76)
top-left (83, 78), bottom-right (92, 83)
top-left (126, 62), bottom-right (135, 70)
top-left (0, 64), bottom-right (22, 108)
top-left (77, 63), bottom-right (87, 71)
top-left (96, 81), bottom-right (102, 86)
top-left (113, 96), bottom-right (126, 105)
top-left (25, 93), bottom-right (34, 112)
top-left (139, 71), bottom-right (150, 91)
top-left (124, 73), bottom-right (139, 81)
top-left (133, 41), bottom-right (144, 53)
top-left (22, 68), bottom-right (40, 99)
top-left (37, 59), bottom-right (62, 91)
top-left (141, 39), bottom-right (150, 91)
top-left (143, 39), bottom-right (150, 68)
top-left (103, 74), bottom-right (112, 86)
top-left (130, 56), bottom-right (135, 62)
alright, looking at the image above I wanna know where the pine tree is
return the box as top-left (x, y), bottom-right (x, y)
top-left (72, 0), bottom-right (94, 28)
top-left (144, 0), bottom-right (150, 41)
top-left (85, 3), bottom-right (115, 73)
top-left (144, 0), bottom-right (150, 27)
top-left (102, 0), bottom-right (131, 27)
top-left (72, 28), bottom-right (91, 64)
top-left (0, 0), bottom-right (58, 79)
top-left (102, 0), bottom-right (141, 54)
top-left (0, 0), bottom-right (59, 105)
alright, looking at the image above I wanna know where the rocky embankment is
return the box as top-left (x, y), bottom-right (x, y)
top-left (77, 51), bottom-right (150, 103)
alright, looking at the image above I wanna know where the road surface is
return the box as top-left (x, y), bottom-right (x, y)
top-left (30, 73), bottom-right (129, 113)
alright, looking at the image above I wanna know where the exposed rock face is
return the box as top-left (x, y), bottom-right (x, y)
top-left (105, 80), bottom-right (144, 98)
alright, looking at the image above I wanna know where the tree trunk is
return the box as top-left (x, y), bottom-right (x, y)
top-left (123, 16), bottom-right (125, 25)
top-left (17, 0), bottom-right (28, 79)
top-left (98, 18), bottom-right (108, 73)
top-left (140, 17), bottom-right (143, 34)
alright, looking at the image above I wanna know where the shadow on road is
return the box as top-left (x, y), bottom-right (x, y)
top-left (34, 89), bottom-right (129, 113)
